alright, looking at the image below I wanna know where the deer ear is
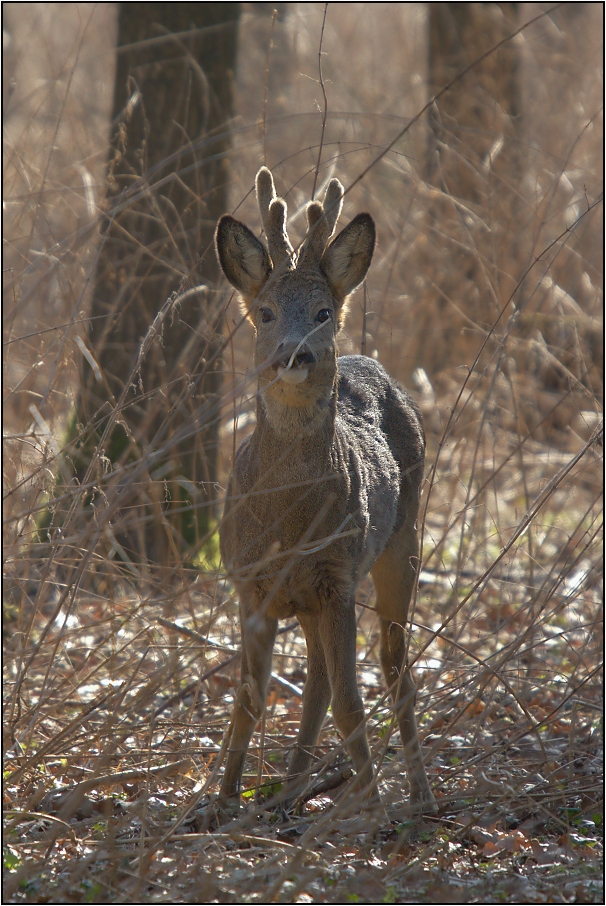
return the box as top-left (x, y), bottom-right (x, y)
top-left (320, 213), bottom-right (375, 305)
top-left (215, 215), bottom-right (272, 304)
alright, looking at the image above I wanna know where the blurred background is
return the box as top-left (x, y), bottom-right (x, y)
top-left (3, 3), bottom-right (602, 560)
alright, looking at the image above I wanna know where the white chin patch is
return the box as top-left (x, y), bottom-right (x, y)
top-left (277, 366), bottom-right (309, 385)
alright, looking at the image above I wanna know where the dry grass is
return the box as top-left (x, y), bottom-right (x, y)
top-left (3, 4), bottom-right (603, 903)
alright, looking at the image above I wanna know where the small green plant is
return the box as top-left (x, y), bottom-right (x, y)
top-left (82, 880), bottom-right (105, 903)
top-left (193, 518), bottom-right (221, 571)
top-left (4, 846), bottom-right (21, 871)
top-left (242, 781), bottom-right (283, 800)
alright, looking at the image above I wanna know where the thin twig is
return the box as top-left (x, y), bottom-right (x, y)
top-left (311, 3), bottom-right (329, 200)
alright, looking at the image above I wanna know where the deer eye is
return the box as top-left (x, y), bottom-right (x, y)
top-left (316, 308), bottom-right (332, 323)
top-left (259, 307), bottom-right (274, 323)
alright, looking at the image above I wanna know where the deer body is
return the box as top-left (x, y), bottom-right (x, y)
top-left (222, 358), bottom-right (416, 615)
top-left (215, 169), bottom-right (435, 813)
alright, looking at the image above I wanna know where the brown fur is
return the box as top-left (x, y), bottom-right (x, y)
top-left (215, 168), bottom-right (436, 814)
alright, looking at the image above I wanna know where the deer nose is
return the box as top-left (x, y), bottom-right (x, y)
top-left (273, 343), bottom-right (316, 370)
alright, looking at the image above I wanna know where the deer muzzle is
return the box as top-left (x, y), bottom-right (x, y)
top-left (273, 344), bottom-right (316, 384)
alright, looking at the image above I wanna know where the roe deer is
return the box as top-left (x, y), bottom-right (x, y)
top-left (215, 167), bottom-right (436, 815)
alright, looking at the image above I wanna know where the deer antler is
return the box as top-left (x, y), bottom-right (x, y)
top-left (255, 167), bottom-right (295, 269)
top-left (298, 177), bottom-right (344, 269)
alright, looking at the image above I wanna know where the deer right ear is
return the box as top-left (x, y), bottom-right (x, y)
top-left (215, 215), bottom-right (272, 306)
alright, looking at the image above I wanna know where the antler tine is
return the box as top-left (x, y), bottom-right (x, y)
top-left (255, 167), bottom-right (294, 268)
top-left (306, 200), bottom-right (326, 231)
top-left (323, 178), bottom-right (344, 238)
top-left (298, 200), bottom-right (329, 269)
top-left (267, 198), bottom-right (295, 268)
top-left (255, 167), bottom-right (275, 226)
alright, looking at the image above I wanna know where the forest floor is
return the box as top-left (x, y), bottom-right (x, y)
top-left (4, 435), bottom-right (602, 904)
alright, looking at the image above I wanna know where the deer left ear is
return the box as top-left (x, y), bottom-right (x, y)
top-left (319, 213), bottom-right (375, 304)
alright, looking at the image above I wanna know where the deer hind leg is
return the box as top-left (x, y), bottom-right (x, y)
top-left (218, 604), bottom-right (277, 804)
top-left (285, 614), bottom-right (331, 797)
top-left (371, 522), bottom-right (436, 812)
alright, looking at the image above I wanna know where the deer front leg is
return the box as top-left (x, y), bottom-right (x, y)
top-left (319, 596), bottom-right (378, 802)
top-left (219, 605), bottom-right (277, 804)
top-left (284, 615), bottom-right (331, 797)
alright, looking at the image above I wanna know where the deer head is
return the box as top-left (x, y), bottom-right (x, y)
top-left (216, 168), bottom-right (375, 408)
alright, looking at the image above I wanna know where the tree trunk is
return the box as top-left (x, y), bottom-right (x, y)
top-left (42, 4), bottom-right (240, 570)
top-left (411, 3), bottom-right (523, 378)
top-left (427, 2), bottom-right (520, 198)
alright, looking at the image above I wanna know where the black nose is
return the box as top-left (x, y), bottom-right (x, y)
top-left (273, 344), bottom-right (316, 369)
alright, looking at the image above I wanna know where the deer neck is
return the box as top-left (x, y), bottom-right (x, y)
top-left (256, 377), bottom-right (337, 464)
